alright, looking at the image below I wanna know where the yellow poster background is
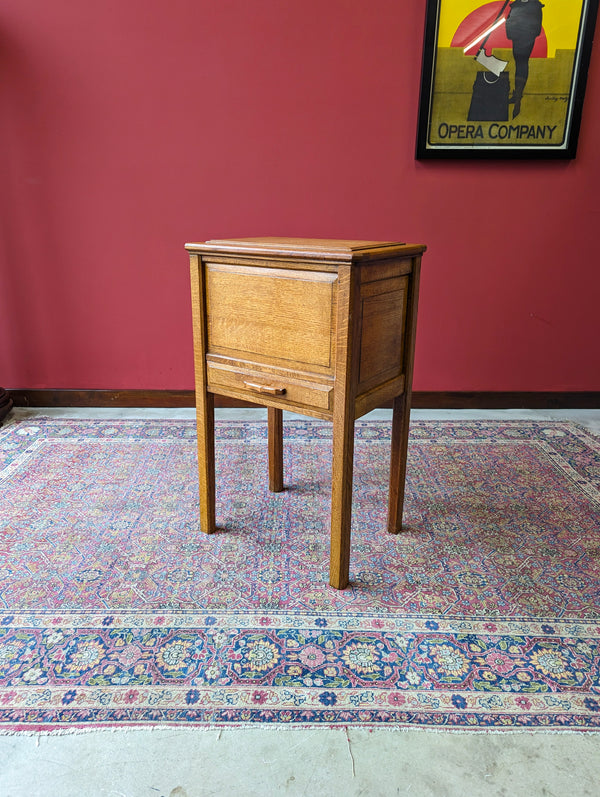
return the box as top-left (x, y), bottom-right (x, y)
top-left (428, 0), bottom-right (586, 148)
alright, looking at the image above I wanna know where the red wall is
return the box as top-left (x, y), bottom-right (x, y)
top-left (1, 0), bottom-right (599, 393)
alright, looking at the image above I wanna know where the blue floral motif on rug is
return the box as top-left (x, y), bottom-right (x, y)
top-left (0, 417), bottom-right (599, 731)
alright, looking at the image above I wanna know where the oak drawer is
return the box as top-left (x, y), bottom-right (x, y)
top-left (206, 361), bottom-right (333, 412)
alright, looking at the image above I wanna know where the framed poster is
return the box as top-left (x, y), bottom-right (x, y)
top-left (416, 0), bottom-right (599, 158)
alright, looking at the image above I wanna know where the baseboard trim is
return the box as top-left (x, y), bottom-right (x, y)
top-left (8, 389), bottom-right (600, 410)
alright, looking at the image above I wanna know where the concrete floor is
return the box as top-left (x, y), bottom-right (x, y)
top-left (1, 407), bottom-right (599, 797)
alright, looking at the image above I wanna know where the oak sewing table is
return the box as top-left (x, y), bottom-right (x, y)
top-left (186, 238), bottom-right (425, 590)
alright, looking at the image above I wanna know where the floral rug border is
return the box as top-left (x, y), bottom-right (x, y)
top-left (1, 418), bottom-right (599, 731)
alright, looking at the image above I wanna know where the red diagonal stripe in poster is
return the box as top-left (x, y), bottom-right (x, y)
top-left (451, 1), bottom-right (547, 57)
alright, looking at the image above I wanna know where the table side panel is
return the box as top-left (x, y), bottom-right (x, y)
top-left (357, 274), bottom-right (409, 395)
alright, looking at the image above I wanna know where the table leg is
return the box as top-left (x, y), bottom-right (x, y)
top-left (196, 390), bottom-right (216, 533)
top-left (388, 393), bottom-right (410, 533)
top-left (329, 412), bottom-right (354, 590)
top-left (268, 407), bottom-right (284, 492)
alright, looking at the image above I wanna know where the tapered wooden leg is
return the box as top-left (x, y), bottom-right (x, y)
top-left (329, 412), bottom-right (354, 590)
top-left (196, 390), bottom-right (216, 533)
top-left (268, 407), bottom-right (284, 492)
top-left (388, 393), bottom-right (410, 533)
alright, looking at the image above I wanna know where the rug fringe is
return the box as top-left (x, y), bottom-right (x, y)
top-left (0, 724), bottom-right (598, 737)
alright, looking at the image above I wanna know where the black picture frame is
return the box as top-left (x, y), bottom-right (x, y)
top-left (416, 0), bottom-right (599, 159)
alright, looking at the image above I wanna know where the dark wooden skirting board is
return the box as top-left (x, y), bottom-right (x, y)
top-left (7, 389), bottom-right (600, 410)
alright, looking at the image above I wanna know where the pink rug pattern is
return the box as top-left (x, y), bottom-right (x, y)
top-left (0, 417), bottom-right (599, 731)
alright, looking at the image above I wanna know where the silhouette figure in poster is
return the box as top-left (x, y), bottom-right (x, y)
top-left (506, 0), bottom-right (545, 117)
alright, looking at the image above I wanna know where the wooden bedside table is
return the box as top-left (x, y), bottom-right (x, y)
top-left (186, 238), bottom-right (426, 590)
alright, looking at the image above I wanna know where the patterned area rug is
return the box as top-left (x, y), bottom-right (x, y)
top-left (0, 417), bottom-right (599, 732)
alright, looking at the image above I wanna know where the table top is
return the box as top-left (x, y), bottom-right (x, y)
top-left (185, 237), bottom-right (425, 262)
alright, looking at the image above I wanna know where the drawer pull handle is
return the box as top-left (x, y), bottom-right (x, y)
top-left (243, 381), bottom-right (287, 396)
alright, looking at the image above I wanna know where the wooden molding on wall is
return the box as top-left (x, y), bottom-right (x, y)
top-left (7, 389), bottom-right (600, 410)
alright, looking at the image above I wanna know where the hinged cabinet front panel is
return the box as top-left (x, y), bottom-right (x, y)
top-left (204, 261), bottom-right (337, 375)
